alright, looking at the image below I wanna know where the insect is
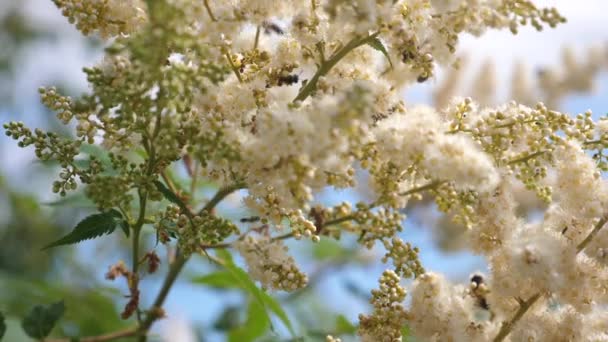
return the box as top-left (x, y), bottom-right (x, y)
top-left (240, 216), bottom-right (260, 223)
top-left (417, 73), bottom-right (430, 83)
top-left (470, 274), bottom-right (490, 311)
top-left (263, 21), bottom-right (284, 35)
top-left (277, 74), bottom-right (299, 86)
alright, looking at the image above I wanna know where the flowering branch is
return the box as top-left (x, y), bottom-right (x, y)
top-left (493, 214), bottom-right (608, 342)
top-left (293, 32), bottom-right (380, 103)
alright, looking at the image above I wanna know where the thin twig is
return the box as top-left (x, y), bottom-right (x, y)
top-left (225, 52), bottom-right (243, 83)
top-left (507, 150), bottom-right (547, 165)
top-left (202, 180), bottom-right (440, 250)
top-left (293, 32), bottom-right (380, 103)
top-left (253, 25), bottom-right (261, 50)
top-left (398, 180), bottom-right (444, 197)
top-left (136, 184), bottom-right (244, 341)
top-left (493, 293), bottom-right (542, 342)
top-left (203, 0), bottom-right (217, 21)
top-left (577, 214), bottom-right (608, 253)
top-left (45, 327), bottom-right (139, 342)
top-left (137, 254), bottom-right (188, 342)
top-left (199, 183), bottom-right (246, 214)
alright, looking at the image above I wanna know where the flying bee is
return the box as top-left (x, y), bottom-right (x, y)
top-left (240, 216), bottom-right (260, 223)
top-left (470, 274), bottom-right (490, 311)
top-left (263, 21), bottom-right (284, 35)
top-left (277, 73), bottom-right (299, 86)
top-left (417, 73), bottom-right (430, 83)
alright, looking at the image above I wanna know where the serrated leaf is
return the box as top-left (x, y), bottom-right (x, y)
top-left (0, 311), bottom-right (6, 340)
top-left (367, 37), bottom-right (393, 68)
top-left (21, 301), bottom-right (65, 339)
top-left (42, 209), bottom-right (127, 250)
top-left (153, 180), bottom-right (191, 217)
top-left (334, 314), bottom-right (357, 335)
top-left (228, 298), bottom-right (269, 342)
top-left (191, 271), bottom-right (240, 289)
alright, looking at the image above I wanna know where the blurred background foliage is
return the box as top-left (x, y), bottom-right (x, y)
top-left (1, 1), bottom-right (608, 342)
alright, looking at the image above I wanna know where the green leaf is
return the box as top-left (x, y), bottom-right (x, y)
top-left (228, 298), bottom-right (269, 342)
top-left (402, 325), bottom-right (413, 341)
top-left (334, 314), bottom-right (357, 335)
top-left (0, 312), bottom-right (6, 340)
top-left (216, 248), bottom-right (234, 264)
top-left (221, 261), bottom-right (296, 337)
top-left (313, 238), bottom-right (346, 260)
top-left (191, 271), bottom-right (240, 289)
top-left (42, 209), bottom-right (127, 250)
top-left (153, 180), bottom-right (191, 217)
top-left (260, 292), bottom-right (295, 336)
top-left (21, 301), bottom-right (65, 339)
top-left (367, 37), bottom-right (393, 68)
top-left (42, 192), bottom-right (95, 208)
top-left (79, 143), bottom-right (112, 168)
top-left (213, 306), bottom-right (241, 331)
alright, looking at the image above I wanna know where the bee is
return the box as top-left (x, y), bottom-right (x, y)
top-left (417, 73), bottom-right (430, 83)
top-left (470, 274), bottom-right (490, 311)
top-left (402, 50), bottom-right (416, 62)
top-left (277, 74), bottom-right (299, 86)
top-left (240, 216), bottom-right (260, 223)
top-left (263, 21), bottom-right (284, 35)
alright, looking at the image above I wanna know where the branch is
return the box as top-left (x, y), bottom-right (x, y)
top-left (135, 184), bottom-right (244, 341)
top-left (202, 180), bottom-right (441, 249)
top-left (507, 150), bottom-right (547, 165)
top-left (45, 327), bottom-right (139, 342)
top-left (199, 182), bottom-right (246, 214)
top-left (203, 0), bottom-right (217, 21)
top-left (293, 32), bottom-right (380, 103)
top-left (398, 180), bottom-right (444, 197)
top-left (577, 214), bottom-right (608, 253)
top-left (137, 253), bottom-right (188, 342)
top-left (492, 293), bottom-right (541, 342)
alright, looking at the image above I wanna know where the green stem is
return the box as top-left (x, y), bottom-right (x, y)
top-left (202, 180), bottom-right (441, 249)
top-left (493, 293), bottom-right (541, 342)
top-left (225, 52), bottom-right (243, 83)
top-left (203, 0), bottom-right (217, 21)
top-left (507, 150), bottom-right (547, 165)
top-left (199, 183), bottom-right (246, 214)
top-left (398, 180), bottom-right (444, 197)
top-left (45, 327), bottom-right (140, 342)
top-left (136, 184), bottom-right (242, 341)
top-left (253, 25), bottom-right (261, 50)
top-left (293, 32), bottom-right (379, 103)
top-left (577, 214), bottom-right (608, 253)
top-left (137, 254), bottom-right (189, 342)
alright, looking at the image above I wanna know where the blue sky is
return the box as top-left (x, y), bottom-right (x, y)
top-left (1, 1), bottom-right (608, 341)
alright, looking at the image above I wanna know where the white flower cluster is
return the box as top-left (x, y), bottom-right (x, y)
top-left (52, 0), bottom-right (146, 38)
top-left (33, 1), bottom-right (608, 341)
top-left (408, 273), bottom-right (497, 341)
top-left (358, 270), bottom-right (408, 342)
top-left (373, 106), bottom-right (499, 193)
top-left (235, 235), bottom-right (308, 291)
